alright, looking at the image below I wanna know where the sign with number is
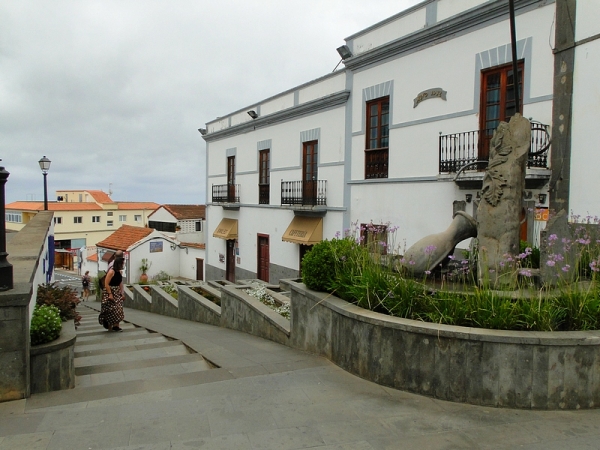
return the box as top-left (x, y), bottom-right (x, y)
top-left (534, 207), bottom-right (549, 221)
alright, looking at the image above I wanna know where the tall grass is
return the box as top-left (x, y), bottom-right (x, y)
top-left (303, 219), bottom-right (600, 332)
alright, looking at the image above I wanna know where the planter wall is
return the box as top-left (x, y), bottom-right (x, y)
top-left (150, 287), bottom-right (179, 318)
top-left (126, 285), bottom-right (152, 312)
top-left (220, 285), bottom-right (290, 345)
top-left (30, 320), bottom-right (76, 394)
top-left (286, 280), bottom-right (600, 410)
top-left (178, 286), bottom-right (221, 327)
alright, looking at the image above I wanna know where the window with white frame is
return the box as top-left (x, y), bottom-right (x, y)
top-left (6, 212), bottom-right (22, 223)
top-left (107, 220), bottom-right (114, 227)
top-left (74, 216), bottom-right (83, 224)
top-left (92, 216), bottom-right (101, 223)
top-left (54, 217), bottom-right (62, 224)
top-left (107, 212), bottom-right (113, 216)
top-left (119, 215), bottom-right (127, 222)
top-left (195, 221), bottom-right (202, 232)
top-left (134, 215), bottom-right (142, 222)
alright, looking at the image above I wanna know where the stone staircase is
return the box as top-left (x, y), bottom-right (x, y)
top-left (69, 305), bottom-right (214, 400)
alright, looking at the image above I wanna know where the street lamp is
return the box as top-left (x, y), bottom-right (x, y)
top-left (0, 161), bottom-right (13, 290)
top-left (38, 156), bottom-right (51, 210)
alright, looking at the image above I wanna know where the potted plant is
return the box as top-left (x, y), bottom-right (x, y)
top-left (139, 258), bottom-right (152, 283)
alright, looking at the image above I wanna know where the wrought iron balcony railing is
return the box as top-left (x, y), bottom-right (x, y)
top-left (439, 122), bottom-right (550, 174)
top-left (281, 180), bottom-right (327, 206)
top-left (212, 184), bottom-right (240, 203)
top-left (259, 184), bottom-right (270, 205)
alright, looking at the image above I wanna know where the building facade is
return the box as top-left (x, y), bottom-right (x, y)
top-left (201, 0), bottom-right (599, 284)
top-left (6, 190), bottom-right (159, 250)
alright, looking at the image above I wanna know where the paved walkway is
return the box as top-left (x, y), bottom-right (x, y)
top-left (2, 301), bottom-right (600, 449)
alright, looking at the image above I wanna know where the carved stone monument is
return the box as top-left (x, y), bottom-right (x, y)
top-left (477, 113), bottom-right (531, 285)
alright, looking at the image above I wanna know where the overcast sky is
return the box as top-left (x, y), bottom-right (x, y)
top-left (1, 0), bottom-right (421, 205)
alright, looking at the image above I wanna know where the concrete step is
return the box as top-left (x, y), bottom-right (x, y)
top-left (53, 303), bottom-right (222, 406)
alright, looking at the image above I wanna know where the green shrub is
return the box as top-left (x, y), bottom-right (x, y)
top-left (95, 272), bottom-right (106, 294)
top-left (36, 283), bottom-right (80, 321)
top-left (30, 304), bottom-right (62, 345)
top-left (302, 238), bottom-right (359, 291)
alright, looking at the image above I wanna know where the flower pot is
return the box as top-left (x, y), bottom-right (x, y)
top-left (139, 273), bottom-right (148, 283)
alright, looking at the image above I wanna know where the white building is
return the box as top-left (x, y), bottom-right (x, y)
top-left (201, 0), bottom-right (599, 283)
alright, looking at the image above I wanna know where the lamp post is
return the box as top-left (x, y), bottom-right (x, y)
top-left (38, 156), bottom-right (51, 210)
top-left (0, 161), bottom-right (13, 291)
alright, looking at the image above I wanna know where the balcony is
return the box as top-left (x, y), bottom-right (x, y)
top-left (439, 122), bottom-right (551, 189)
top-left (259, 184), bottom-right (270, 205)
top-left (281, 180), bottom-right (327, 207)
top-left (212, 184), bottom-right (240, 206)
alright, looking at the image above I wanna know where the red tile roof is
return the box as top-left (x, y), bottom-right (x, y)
top-left (96, 225), bottom-right (154, 250)
top-left (154, 204), bottom-right (206, 220)
top-left (87, 253), bottom-right (98, 262)
top-left (87, 190), bottom-right (114, 203)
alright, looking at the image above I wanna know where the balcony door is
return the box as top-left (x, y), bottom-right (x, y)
top-left (479, 61), bottom-right (523, 162)
top-left (302, 140), bottom-right (318, 204)
top-left (227, 156), bottom-right (235, 202)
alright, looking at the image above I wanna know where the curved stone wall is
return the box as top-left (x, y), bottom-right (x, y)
top-left (30, 320), bottom-right (76, 394)
top-left (286, 280), bottom-right (600, 410)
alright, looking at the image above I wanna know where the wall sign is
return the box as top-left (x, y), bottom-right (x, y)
top-left (413, 88), bottom-right (447, 108)
top-left (149, 241), bottom-right (163, 253)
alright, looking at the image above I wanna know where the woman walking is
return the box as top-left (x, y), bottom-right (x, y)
top-left (81, 271), bottom-right (91, 301)
top-left (99, 256), bottom-right (125, 332)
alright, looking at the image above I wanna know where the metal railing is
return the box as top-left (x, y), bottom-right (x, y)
top-left (439, 122), bottom-right (550, 174)
top-left (258, 184), bottom-right (270, 205)
top-left (212, 184), bottom-right (240, 203)
top-left (281, 180), bottom-right (327, 206)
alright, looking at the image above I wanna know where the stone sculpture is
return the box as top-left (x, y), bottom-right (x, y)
top-left (402, 211), bottom-right (477, 277)
top-left (477, 113), bottom-right (531, 285)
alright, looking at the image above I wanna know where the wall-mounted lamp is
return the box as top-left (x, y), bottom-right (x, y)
top-left (465, 194), bottom-right (472, 203)
top-left (247, 110), bottom-right (259, 119)
top-left (198, 128), bottom-right (207, 135)
top-left (336, 45), bottom-right (353, 59)
top-left (170, 243), bottom-right (177, 251)
top-left (538, 193), bottom-right (547, 204)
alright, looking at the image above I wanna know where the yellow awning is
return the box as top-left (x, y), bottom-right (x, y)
top-left (213, 218), bottom-right (238, 240)
top-left (282, 216), bottom-right (323, 245)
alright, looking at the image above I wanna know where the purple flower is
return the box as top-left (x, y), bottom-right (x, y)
top-left (519, 269), bottom-right (532, 277)
top-left (546, 260), bottom-right (556, 267)
top-left (424, 270), bottom-right (431, 276)
top-left (548, 234), bottom-right (558, 242)
top-left (561, 264), bottom-right (571, 273)
top-left (448, 255), bottom-right (455, 260)
top-left (424, 245), bottom-right (437, 255)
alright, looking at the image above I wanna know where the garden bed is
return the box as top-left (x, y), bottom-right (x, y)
top-left (286, 279), bottom-right (600, 410)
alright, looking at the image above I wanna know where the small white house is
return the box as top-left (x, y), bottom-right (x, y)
top-left (95, 224), bottom-right (205, 283)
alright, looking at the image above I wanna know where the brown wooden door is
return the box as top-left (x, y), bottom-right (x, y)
top-left (299, 244), bottom-right (311, 276)
top-left (196, 258), bottom-right (204, 281)
top-left (226, 240), bottom-right (235, 282)
top-left (479, 61), bottom-right (524, 163)
top-left (227, 156), bottom-right (235, 202)
top-left (302, 141), bottom-right (318, 204)
top-left (257, 235), bottom-right (269, 282)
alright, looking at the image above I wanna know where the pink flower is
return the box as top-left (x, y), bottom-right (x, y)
top-left (546, 260), bottom-right (556, 267)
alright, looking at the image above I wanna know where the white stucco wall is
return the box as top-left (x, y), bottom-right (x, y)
top-left (569, 2), bottom-right (600, 216)
top-left (178, 247), bottom-right (205, 281)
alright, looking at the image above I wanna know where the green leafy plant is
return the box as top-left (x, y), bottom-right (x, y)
top-left (303, 220), bottom-right (600, 332)
top-left (95, 272), bottom-right (106, 294)
top-left (30, 304), bottom-right (62, 345)
top-left (36, 283), bottom-right (80, 322)
top-left (161, 284), bottom-right (178, 299)
top-left (139, 258), bottom-right (152, 274)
